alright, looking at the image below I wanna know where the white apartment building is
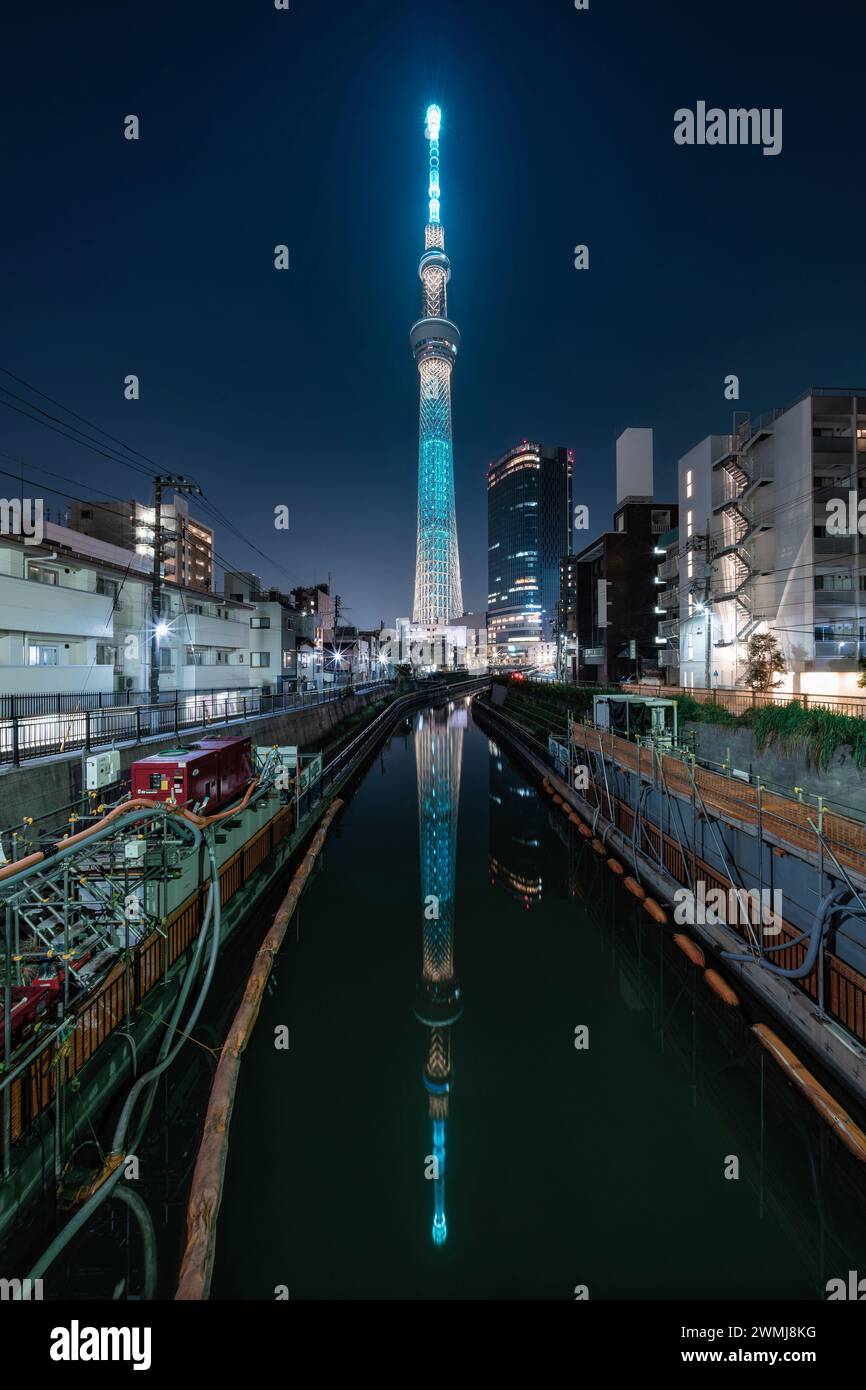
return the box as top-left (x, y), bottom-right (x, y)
top-left (0, 523), bottom-right (261, 699)
top-left (223, 571), bottom-right (299, 690)
top-left (677, 389), bottom-right (866, 695)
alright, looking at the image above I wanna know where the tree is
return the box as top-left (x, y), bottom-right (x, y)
top-left (744, 633), bottom-right (786, 692)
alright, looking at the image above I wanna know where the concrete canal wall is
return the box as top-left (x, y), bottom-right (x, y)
top-left (0, 686), bottom-right (389, 833)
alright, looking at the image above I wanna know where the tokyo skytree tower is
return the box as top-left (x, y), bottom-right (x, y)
top-left (411, 105), bottom-right (463, 625)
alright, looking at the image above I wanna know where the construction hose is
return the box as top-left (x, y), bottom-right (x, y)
top-left (22, 834), bottom-right (222, 1289)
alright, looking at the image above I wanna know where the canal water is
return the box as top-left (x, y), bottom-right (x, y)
top-left (209, 697), bottom-right (866, 1300)
top-left (28, 696), bottom-right (866, 1299)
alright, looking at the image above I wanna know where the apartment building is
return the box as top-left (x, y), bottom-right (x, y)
top-left (0, 523), bottom-right (255, 698)
top-left (67, 495), bottom-right (215, 594)
top-left (654, 525), bottom-right (680, 685)
top-left (223, 571), bottom-right (300, 690)
top-left (572, 429), bottom-right (677, 684)
top-left (678, 389), bottom-right (866, 695)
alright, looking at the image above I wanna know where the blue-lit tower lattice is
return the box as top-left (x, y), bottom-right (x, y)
top-left (413, 703), bottom-right (465, 1246)
top-left (411, 105), bottom-right (464, 626)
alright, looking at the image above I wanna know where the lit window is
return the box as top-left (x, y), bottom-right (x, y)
top-left (685, 469), bottom-right (693, 499)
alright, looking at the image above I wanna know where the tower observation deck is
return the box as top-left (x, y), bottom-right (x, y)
top-left (412, 105), bottom-right (463, 626)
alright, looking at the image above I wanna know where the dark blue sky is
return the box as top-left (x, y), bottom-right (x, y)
top-left (4, 0), bottom-right (866, 626)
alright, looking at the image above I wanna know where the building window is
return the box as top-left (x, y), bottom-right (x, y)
top-left (651, 509), bottom-right (671, 535)
top-left (686, 510), bottom-right (693, 539)
top-left (96, 643), bottom-right (116, 666)
top-left (27, 644), bottom-right (58, 666)
top-left (27, 562), bottom-right (58, 585)
top-left (250, 652), bottom-right (270, 668)
top-left (686, 635), bottom-right (694, 660)
top-left (250, 616), bottom-right (270, 629)
top-left (615, 513), bottom-right (625, 532)
top-left (685, 470), bottom-right (693, 499)
top-left (815, 573), bottom-right (853, 590)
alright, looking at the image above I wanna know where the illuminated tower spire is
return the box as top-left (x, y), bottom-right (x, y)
top-left (411, 104), bottom-right (463, 626)
top-left (413, 704), bottom-right (465, 1246)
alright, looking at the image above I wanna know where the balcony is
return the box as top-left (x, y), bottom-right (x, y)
top-left (174, 663), bottom-right (254, 691)
top-left (181, 613), bottom-right (248, 648)
top-left (814, 587), bottom-right (857, 604)
top-left (813, 639), bottom-right (866, 660)
top-left (0, 664), bottom-right (115, 697)
top-left (658, 587), bottom-right (680, 609)
top-left (658, 555), bottom-right (679, 581)
top-left (0, 574), bottom-right (114, 640)
top-left (658, 618), bottom-right (679, 638)
top-left (814, 534), bottom-right (859, 557)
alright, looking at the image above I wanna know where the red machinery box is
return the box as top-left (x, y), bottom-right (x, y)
top-left (131, 736), bottom-right (253, 811)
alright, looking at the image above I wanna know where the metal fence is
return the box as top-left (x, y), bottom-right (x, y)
top-left (0, 678), bottom-right (396, 767)
top-left (475, 695), bottom-right (866, 1051)
top-left (518, 674), bottom-right (866, 720)
top-left (620, 682), bottom-right (866, 720)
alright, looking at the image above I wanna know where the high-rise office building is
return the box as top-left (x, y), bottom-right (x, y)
top-left (487, 442), bottom-right (573, 665)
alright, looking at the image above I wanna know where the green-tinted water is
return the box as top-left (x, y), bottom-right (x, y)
top-left (211, 699), bottom-right (866, 1300)
top-left (28, 697), bottom-right (866, 1300)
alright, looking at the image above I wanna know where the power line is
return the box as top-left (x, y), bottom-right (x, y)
top-left (0, 369), bottom-right (311, 592)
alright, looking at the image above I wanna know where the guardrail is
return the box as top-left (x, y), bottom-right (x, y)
top-left (474, 694), bottom-right (866, 1053)
top-left (0, 679), bottom-right (397, 768)
top-left (0, 675), bottom-right (491, 1164)
top-left (621, 681), bottom-right (866, 720)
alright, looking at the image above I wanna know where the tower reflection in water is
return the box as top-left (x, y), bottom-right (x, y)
top-left (413, 702), bottom-right (465, 1247)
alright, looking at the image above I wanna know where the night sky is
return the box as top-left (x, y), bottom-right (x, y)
top-left (4, 0), bottom-right (866, 627)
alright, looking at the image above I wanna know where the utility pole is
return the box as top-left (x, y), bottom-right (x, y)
top-left (149, 475), bottom-right (203, 706)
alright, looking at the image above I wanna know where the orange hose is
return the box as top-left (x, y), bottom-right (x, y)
top-left (0, 777), bottom-right (262, 879)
